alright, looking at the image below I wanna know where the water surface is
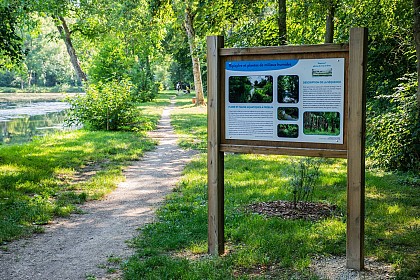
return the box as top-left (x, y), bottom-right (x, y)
top-left (0, 101), bottom-right (73, 144)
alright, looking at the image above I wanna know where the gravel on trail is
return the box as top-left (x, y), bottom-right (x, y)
top-left (0, 97), bottom-right (198, 280)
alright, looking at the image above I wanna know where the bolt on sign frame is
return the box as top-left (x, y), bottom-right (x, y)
top-left (207, 28), bottom-right (367, 270)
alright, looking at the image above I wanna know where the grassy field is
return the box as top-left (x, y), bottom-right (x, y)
top-left (123, 94), bottom-right (419, 279)
top-left (171, 93), bottom-right (207, 151)
top-left (1, 91), bottom-right (418, 278)
top-left (0, 92), bottom-right (172, 244)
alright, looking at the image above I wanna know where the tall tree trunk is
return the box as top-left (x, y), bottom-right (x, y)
top-left (325, 1), bottom-right (336, 43)
top-left (28, 70), bottom-right (32, 87)
top-left (414, 0), bottom-right (420, 108)
top-left (184, 7), bottom-right (205, 105)
top-left (55, 16), bottom-right (87, 83)
top-left (278, 0), bottom-right (287, 45)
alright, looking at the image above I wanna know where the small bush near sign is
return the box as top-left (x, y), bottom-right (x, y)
top-left (290, 157), bottom-right (323, 207)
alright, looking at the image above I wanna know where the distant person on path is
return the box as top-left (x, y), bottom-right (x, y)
top-left (176, 82), bottom-right (181, 93)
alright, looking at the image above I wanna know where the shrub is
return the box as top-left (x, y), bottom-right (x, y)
top-left (289, 157), bottom-right (323, 208)
top-left (66, 79), bottom-right (139, 131)
top-left (366, 74), bottom-right (420, 172)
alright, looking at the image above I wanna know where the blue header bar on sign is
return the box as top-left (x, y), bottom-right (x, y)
top-left (226, 60), bottom-right (298, 71)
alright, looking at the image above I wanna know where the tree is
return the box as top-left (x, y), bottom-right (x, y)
top-left (54, 16), bottom-right (87, 82)
top-left (162, 24), bottom-right (194, 89)
top-left (278, 0), bottom-right (287, 44)
top-left (324, 0), bottom-right (337, 43)
top-left (10, 0), bottom-right (91, 83)
top-left (154, 0), bottom-right (211, 105)
top-left (413, 0), bottom-right (420, 107)
top-left (0, 4), bottom-right (25, 68)
top-left (183, 4), bottom-right (205, 105)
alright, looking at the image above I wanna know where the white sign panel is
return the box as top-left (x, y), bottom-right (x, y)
top-left (225, 58), bottom-right (345, 144)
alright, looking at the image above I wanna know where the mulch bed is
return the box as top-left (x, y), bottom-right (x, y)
top-left (247, 200), bottom-right (340, 221)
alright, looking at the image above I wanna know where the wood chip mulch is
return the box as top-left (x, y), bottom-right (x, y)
top-left (247, 200), bottom-right (340, 221)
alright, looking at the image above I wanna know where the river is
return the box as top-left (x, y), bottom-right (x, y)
top-left (0, 101), bottom-right (74, 145)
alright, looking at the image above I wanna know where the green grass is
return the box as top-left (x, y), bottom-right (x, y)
top-left (0, 85), bottom-right (84, 93)
top-left (135, 91), bottom-right (173, 131)
top-left (171, 93), bottom-right (207, 151)
top-left (123, 95), bottom-right (419, 279)
top-left (0, 92), bottom-right (172, 244)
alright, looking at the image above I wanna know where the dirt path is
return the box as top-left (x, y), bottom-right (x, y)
top-left (0, 97), bottom-right (198, 280)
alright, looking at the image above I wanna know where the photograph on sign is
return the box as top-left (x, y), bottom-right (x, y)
top-left (225, 58), bottom-right (345, 144)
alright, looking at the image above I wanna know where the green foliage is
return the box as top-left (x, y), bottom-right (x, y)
top-left (87, 34), bottom-right (158, 102)
top-left (367, 37), bottom-right (415, 98)
top-left (289, 157), bottom-right (323, 207)
top-left (163, 25), bottom-right (194, 88)
top-left (87, 36), bottom-right (131, 84)
top-left (367, 75), bottom-right (420, 172)
top-left (67, 79), bottom-right (140, 131)
top-left (228, 76), bottom-right (252, 103)
top-left (228, 76), bottom-right (273, 103)
top-left (128, 63), bottom-right (159, 102)
top-left (225, 13), bottom-right (279, 47)
top-left (0, 4), bottom-right (25, 68)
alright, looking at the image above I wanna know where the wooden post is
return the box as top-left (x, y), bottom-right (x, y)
top-left (347, 27), bottom-right (367, 270)
top-left (207, 36), bottom-right (225, 255)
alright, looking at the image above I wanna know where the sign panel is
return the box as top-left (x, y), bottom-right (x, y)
top-left (225, 58), bottom-right (345, 144)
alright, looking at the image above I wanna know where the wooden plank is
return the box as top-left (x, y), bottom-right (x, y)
top-left (207, 36), bottom-right (225, 256)
top-left (222, 138), bottom-right (347, 154)
top-left (220, 43), bottom-right (349, 56)
top-left (346, 27), bottom-right (367, 270)
top-left (220, 144), bottom-right (347, 158)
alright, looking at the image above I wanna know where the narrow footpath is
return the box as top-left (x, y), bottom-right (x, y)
top-left (0, 97), bottom-right (198, 280)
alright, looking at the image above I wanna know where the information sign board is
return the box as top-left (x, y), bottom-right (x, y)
top-left (225, 58), bottom-right (345, 144)
top-left (207, 28), bottom-right (367, 271)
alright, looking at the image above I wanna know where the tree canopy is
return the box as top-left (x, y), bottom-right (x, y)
top-left (0, 0), bottom-right (418, 171)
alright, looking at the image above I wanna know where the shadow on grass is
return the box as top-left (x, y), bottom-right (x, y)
top-left (126, 154), bottom-right (419, 279)
top-left (0, 130), bottom-right (155, 243)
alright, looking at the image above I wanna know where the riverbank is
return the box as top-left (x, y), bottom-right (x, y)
top-left (0, 93), bottom-right (171, 243)
top-left (0, 92), bottom-right (80, 102)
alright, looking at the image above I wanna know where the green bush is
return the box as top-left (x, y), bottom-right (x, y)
top-left (0, 87), bottom-right (17, 93)
top-left (128, 65), bottom-right (158, 102)
top-left (367, 74), bottom-right (420, 171)
top-left (87, 35), bottom-right (157, 103)
top-left (66, 79), bottom-right (140, 131)
top-left (289, 157), bottom-right (323, 207)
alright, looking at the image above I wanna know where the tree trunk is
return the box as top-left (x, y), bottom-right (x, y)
top-left (278, 0), bottom-right (287, 45)
top-left (414, 0), bottom-right (420, 107)
top-left (55, 16), bottom-right (87, 83)
top-left (325, 1), bottom-right (336, 43)
top-left (28, 70), bottom-right (32, 87)
top-left (184, 7), bottom-right (205, 105)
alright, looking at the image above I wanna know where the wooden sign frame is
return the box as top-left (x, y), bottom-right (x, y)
top-left (207, 28), bottom-right (367, 270)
